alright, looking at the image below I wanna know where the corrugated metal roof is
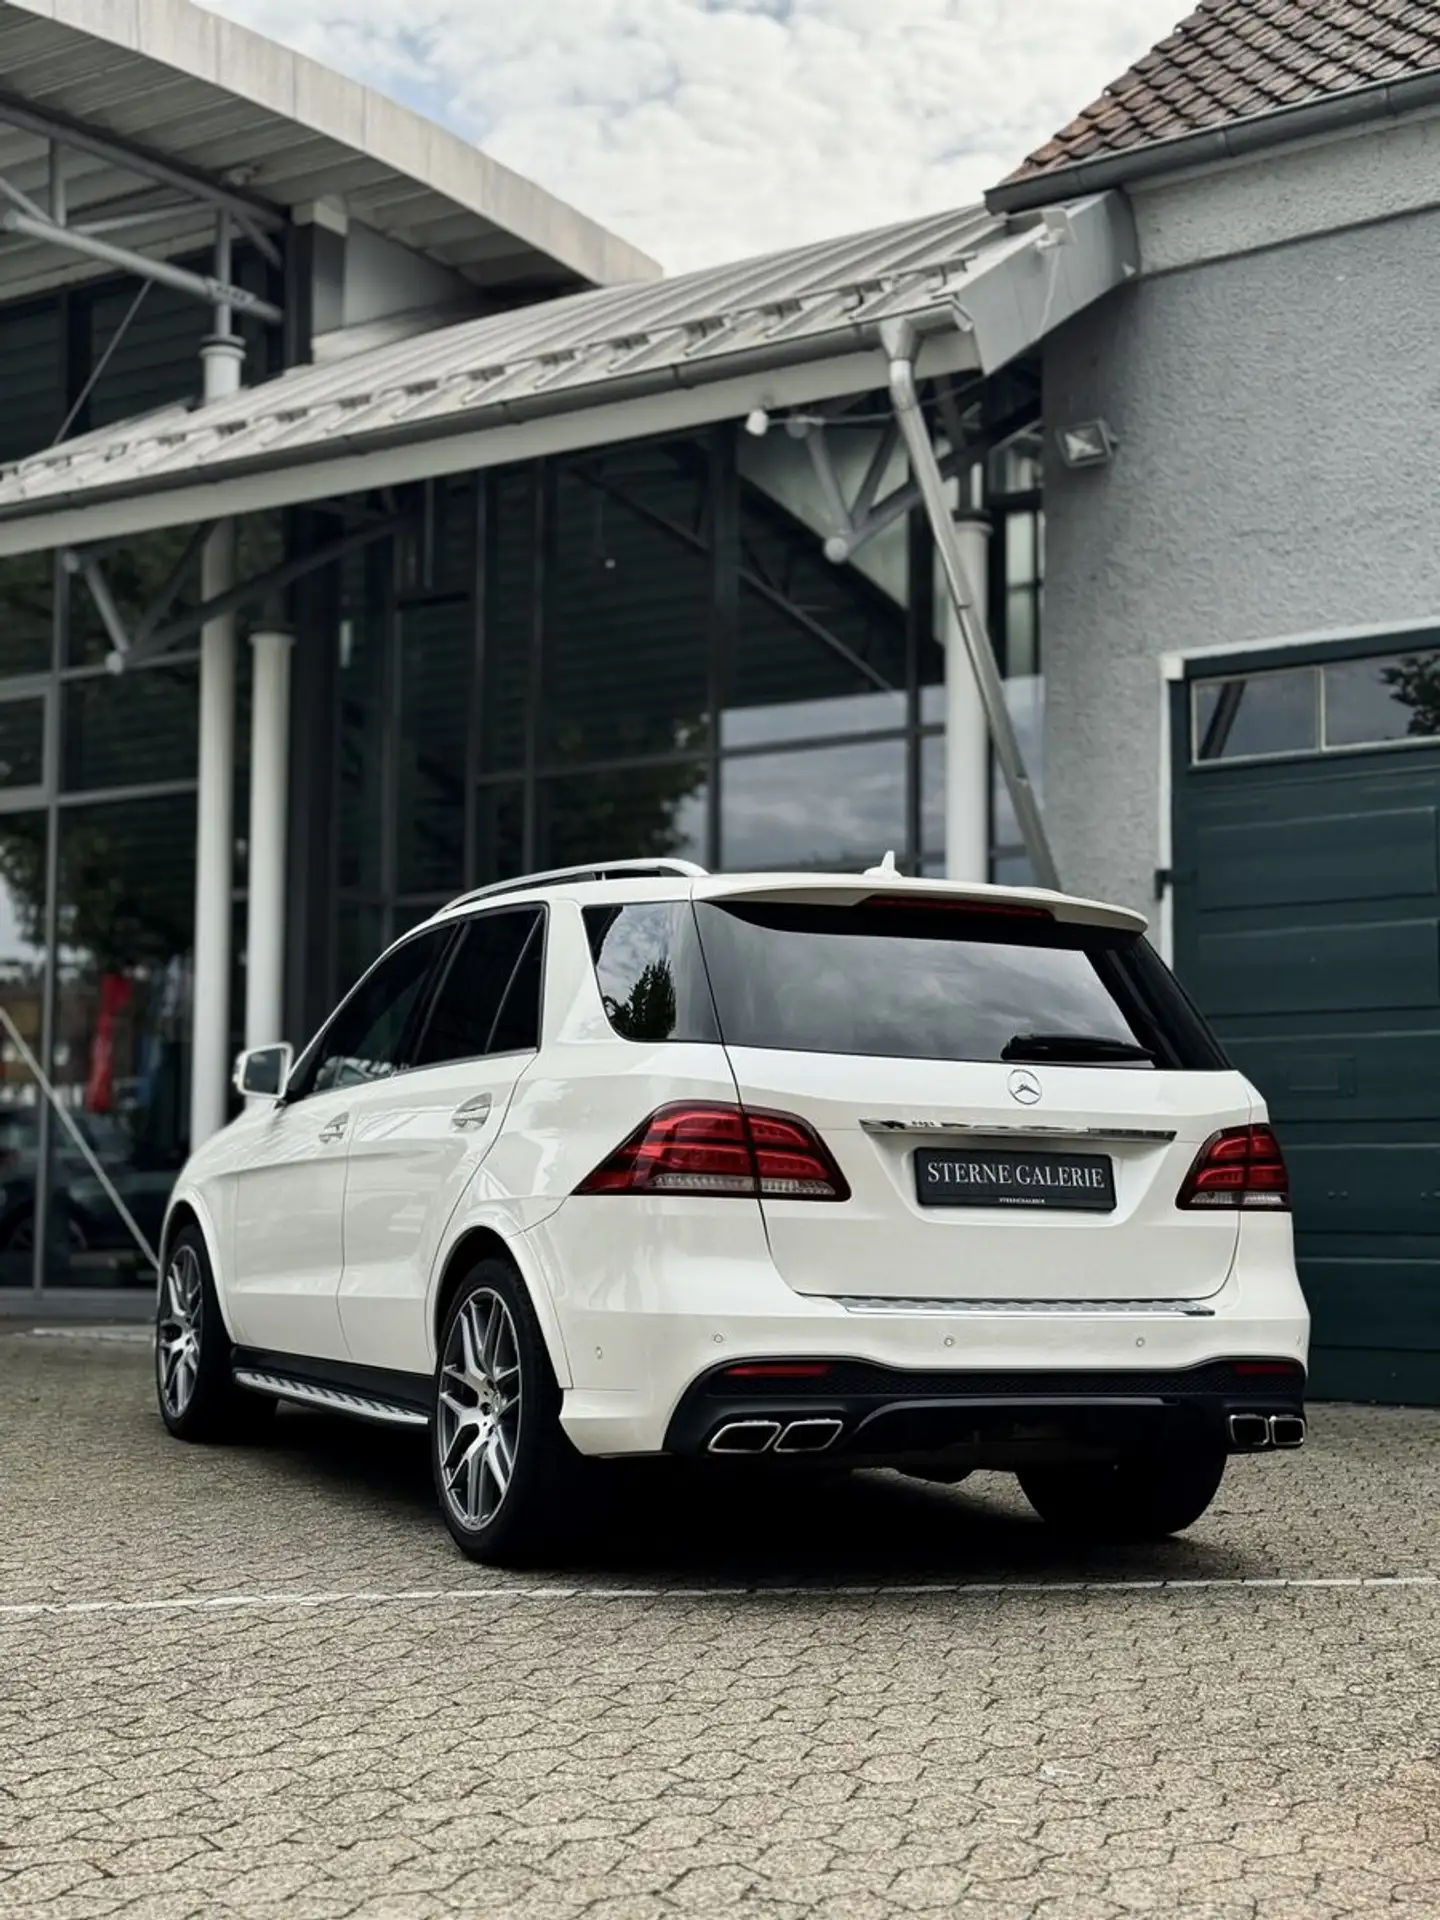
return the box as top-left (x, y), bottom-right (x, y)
top-left (0, 0), bottom-right (657, 304)
top-left (0, 192), bottom-right (1139, 551)
top-left (1003, 0), bottom-right (1440, 188)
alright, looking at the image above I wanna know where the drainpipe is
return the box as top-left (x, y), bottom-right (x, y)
top-left (940, 511), bottom-right (992, 882)
top-left (880, 317), bottom-right (1059, 892)
top-left (190, 214), bottom-right (243, 1147)
top-left (244, 614), bottom-right (293, 1054)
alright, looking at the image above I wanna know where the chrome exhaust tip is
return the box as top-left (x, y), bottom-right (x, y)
top-left (707, 1420), bottom-right (781, 1456)
top-left (1229, 1413), bottom-right (1271, 1449)
top-left (1268, 1414), bottom-right (1306, 1450)
top-left (774, 1418), bottom-right (844, 1455)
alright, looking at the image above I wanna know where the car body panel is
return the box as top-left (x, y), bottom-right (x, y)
top-left (166, 865), bottom-right (1309, 1464)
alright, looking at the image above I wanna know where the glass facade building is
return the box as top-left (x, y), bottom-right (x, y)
top-left (0, 275), bottom-right (1044, 1295)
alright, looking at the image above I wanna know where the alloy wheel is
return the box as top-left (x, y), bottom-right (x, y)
top-left (437, 1288), bottom-right (522, 1531)
top-left (157, 1242), bottom-right (204, 1419)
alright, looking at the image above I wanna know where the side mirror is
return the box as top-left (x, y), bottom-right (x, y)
top-left (233, 1043), bottom-right (293, 1100)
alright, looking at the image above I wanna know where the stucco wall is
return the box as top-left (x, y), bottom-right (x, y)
top-left (1042, 199), bottom-right (1440, 920)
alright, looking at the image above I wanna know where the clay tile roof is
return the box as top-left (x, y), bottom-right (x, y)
top-left (1004, 0), bottom-right (1440, 186)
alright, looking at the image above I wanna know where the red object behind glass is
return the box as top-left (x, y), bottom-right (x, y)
top-left (85, 973), bottom-right (132, 1113)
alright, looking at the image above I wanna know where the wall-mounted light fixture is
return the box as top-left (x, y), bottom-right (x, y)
top-left (1056, 419), bottom-right (1118, 470)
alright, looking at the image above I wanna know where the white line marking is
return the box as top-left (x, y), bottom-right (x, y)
top-left (0, 1574), bottom-right (1435, 1622)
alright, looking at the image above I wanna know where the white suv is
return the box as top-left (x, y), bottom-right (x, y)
top-left (156, 858), bottom-right (1310, 1563)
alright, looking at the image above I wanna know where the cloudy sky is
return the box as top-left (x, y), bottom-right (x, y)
top-left (210, 0), bottom-right (1187, 273)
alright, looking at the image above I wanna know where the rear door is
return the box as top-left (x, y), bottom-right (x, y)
top-left (695, 892), bottom-right (1253, 1303)
top-left (337, 907), bottom-right (545, 1374)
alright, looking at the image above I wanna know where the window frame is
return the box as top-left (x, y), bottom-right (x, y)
top-left (407, 903), bottom-right (548, 1070)
top-left (283, 922), bottom-right (458, 1104)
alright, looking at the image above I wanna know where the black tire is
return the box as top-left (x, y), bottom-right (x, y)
top-left (431, 1256), bottom-right (582, 1565)
top-left (155, 1224), bottom-right (275, 1443)
top-left (1017, 1440), bottom-right (1227, 1542)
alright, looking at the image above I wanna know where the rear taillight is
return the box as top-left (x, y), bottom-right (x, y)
top-left (576, 1102), bottom-right (850, 1201)
top-left (1178, 1126), bottom-right (1290, 1211)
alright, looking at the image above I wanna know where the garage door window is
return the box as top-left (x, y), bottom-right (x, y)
top-left (1193, 649), bottom-right (1440, 764)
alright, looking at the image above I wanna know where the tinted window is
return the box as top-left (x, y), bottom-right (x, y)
top-left (692, 903), bottom-right (1226, 1070)
top-left (489, 919), bottom-right (545, 1055)
top-left (585, 903), bottom-right (719, 1042)
top-left (411, 910), bottom-right (543, 1067)
top-left (293, 929), bottom-right (450, 1098)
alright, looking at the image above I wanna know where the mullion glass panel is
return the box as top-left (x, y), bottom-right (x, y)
top-left (542, 446), bottom-right (711, 766)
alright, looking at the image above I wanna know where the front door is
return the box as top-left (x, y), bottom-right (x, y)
top-left (226, 925), bottom-right (453, 1358)
top-left (339, 906), bottom-right (545, 1375)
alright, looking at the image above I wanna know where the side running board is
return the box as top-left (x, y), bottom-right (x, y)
top-left (232, 1367), bottom-right (427, 1430)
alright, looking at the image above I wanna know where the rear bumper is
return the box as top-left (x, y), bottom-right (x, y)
top-left (662, 1357), bottom-right (1307, 1469)
top-left (524, 1201), bottom-right (1309, 1459)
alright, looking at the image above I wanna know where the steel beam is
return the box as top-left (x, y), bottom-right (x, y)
top-left (881, 315), bottom-right (1059, 892)
top-left (123, 515), bottom-right (406, 668)
top-left (0, 84), bottom-right (283, 263)
top-left (0, 207), bottom-right (282, 323)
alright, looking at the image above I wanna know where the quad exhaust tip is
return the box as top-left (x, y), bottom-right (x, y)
top-left (707, 1417), bottom-right (844, 1456)
top-left (774, 1418), bottom-right (844, 1455)
top-left (1228, 1412), bottom-right (1306, 1451)
top-left (708, 1420), bottom-right (782, 1455)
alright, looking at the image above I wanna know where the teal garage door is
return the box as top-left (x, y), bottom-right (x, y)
top-left (1173, 640), bottom-right (1440, 1406)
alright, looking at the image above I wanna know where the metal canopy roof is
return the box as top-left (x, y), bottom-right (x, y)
top-left (0, 0), bottom-right (657, 305)
top-left (0, 192), bottom-right (1138, 557)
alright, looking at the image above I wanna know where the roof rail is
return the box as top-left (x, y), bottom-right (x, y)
top-left (440, 858), bottom-right (709, 912)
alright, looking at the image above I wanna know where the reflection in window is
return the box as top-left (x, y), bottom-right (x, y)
top-left (721, 738), bottom-right (905, 872)
top-left (64, 665), bottom-right (199, 790)
top-left (538, 765), bottom-right (708, 872)
top-left (0, 812), bottom-right (49, 1286)
top-left (46, 798), bottom-right (197, 1287)
top-left (585, 902), bottom-right (718, 1043)
top-left (1326, 652), bottom-right (1440, 748)
top-left (728, 568), bottom-right (905, 753)
top-left (0, 699), bottom-right (44, 790)
top-left (338, 543), bottom-right (388, 893)
top-left (397, 597), bottom-right (470, 893)
top-left (545, 450), bottom-right (711, 765)
top-left (0, 554), bottom-right (52, 678)
top-left (1193, 670), bottom-right (1318, 762)
top-left (1193, 651), bottom-right (1440, 763)
top-left (992, 676), bottom-right (1046, 849)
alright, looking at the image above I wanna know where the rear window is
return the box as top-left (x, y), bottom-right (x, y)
top-left (586, 899), bottom-right (1227, 1070)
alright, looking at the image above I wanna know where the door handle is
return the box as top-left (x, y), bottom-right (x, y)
top-left (451, 1093), bottom-right (493, 1132)
top-left (318, 1114), bottom-right (349, 1143)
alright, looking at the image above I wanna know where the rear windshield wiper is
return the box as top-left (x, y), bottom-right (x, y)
top-left (1001, 1032), bottom-right (1155, 1064)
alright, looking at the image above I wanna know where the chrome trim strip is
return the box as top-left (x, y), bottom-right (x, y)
top-left (232, 1368), bottom-right (428, 1429)
top-left (860, 1119), bottom-right (1178, 1142)
top-left (832, 1296), bottom-right (1218, 1317)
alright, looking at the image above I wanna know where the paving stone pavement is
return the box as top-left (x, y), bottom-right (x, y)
top-left (1, 1327), bottom-right (1436, 1919)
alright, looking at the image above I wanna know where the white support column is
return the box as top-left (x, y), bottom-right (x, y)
top-left (939, 511), bottom-right (992, 883)
top-left (189, 328), bottom-right (244, 1149)
top-left (244, 626), bottom-right (293, 1051)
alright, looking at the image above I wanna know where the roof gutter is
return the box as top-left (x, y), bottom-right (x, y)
top-left (988, 67), bottom-right (1440, 216)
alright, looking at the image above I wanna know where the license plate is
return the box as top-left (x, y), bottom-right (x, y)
top-left (914, 1147), bottom-right (1116, 1212)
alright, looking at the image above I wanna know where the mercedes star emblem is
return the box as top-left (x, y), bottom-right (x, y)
top-left (1007, 1068), bottom-right (1042, 1106)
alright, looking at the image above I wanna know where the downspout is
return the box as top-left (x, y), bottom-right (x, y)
top-left (879, 316), bottom-right (1060, 891)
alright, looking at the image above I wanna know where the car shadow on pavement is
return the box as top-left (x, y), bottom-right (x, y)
top-left (264, 1407), bottom-right (1262, 1587)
